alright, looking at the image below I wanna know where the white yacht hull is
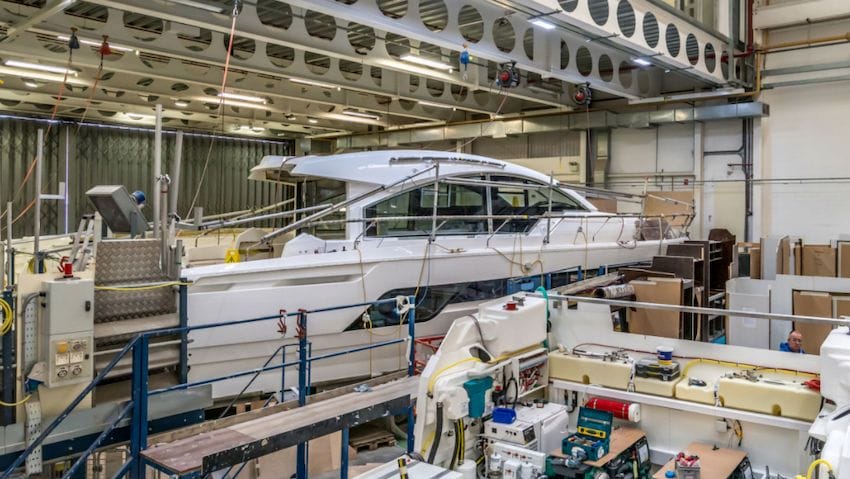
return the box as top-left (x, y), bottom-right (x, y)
top-left (185, 233), bottom-right (675, 398)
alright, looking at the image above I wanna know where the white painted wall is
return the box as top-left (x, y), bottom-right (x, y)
top-left (757, 82), bottom-right (850, 242)
top-left (607, 120), bottom-right (746, 240)
top-left (755, 18), bottom-right (850, 242)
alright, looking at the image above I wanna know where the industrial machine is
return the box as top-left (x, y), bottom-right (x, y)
top-left (414, 291), bottom-right (659, 479)
top-left (36, 278), bottom-right (95, 388)
top-left (483, 402), bottom-right (569, 452)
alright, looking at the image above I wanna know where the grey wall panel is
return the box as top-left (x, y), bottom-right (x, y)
top-left (0, 117), bottom-right (292, 238)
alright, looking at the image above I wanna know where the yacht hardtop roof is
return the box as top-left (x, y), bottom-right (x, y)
top-left (249, 150), bottom-right (560, 187)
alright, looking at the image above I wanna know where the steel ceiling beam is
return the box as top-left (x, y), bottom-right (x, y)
top-left (0, 78), bottom-right (336, 137)
top-left (0, 0), bottom-right (76, 41)
top-left (282, 0), bottom-right (658, 99)
top-left (0, 27), bottom-right (435, 127)
top-left (498, 0), bottom-right (732, 84)
top-left (333, 102), bottom-right (769, 149)
top-left (74, 0), bottom-right (567, 110)
top-left (0, 3), bottom-right (505, 123)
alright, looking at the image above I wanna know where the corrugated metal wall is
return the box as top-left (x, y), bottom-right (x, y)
top-left (0, 117), bottom-right (292, 237)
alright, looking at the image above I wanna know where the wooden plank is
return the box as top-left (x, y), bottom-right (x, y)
top-left (793, 291), bottom-right (833, 354)
top-left (629, 278), bottom-right (683, 338)
top-left (148, 370), bottom-right (407, 445)
top-left (143, 376), bottom-right (416, 475)
top-left (653, 442), bottom-right (746, 479)
top-left (644, 191), bottom-right (694, 227)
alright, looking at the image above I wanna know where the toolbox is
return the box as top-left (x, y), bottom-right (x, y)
top-left (635, 358), bottom-right (681, 382)
top-left (562, 407), bottom-right (613, 461)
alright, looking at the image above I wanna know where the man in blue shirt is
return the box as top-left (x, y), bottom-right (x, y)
top-left (779, 330), bottom-right (804, 353)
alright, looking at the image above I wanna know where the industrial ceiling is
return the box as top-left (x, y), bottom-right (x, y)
top-left (0, 0), bottom-right (745, 139)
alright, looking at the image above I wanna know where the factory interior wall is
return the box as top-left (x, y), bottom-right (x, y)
top-left (756, 16), bottom-right (850, 243)
top-left (607, 120), bottom-right (746, 242)
top-left (0, 117), bottom-right (293, 238)
top-left (758, 82), bottom-right (850, 243)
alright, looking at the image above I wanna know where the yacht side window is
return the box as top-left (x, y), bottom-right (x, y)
top-left (364, 180), bottom-right (488, 237)
top-left (490, 175), bottom-right (586, 233)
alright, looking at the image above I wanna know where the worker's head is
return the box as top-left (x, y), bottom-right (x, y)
top-left (787, 330), bottom-right (803, 352)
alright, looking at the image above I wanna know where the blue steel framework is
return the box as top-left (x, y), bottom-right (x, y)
top-left (0, 283), bottom-right (416, 479)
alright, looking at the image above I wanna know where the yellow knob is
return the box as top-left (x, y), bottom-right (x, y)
top-left (56, 341), bottom-right (69, 354)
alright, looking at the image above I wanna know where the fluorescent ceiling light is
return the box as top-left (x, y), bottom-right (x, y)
top-left (174, 100), bottom-right (189, 107)
top-left (285, 114), bottom-right (297, 120)
top-left (0, 67), bottom-right (87, 86)
top-left (400, 54), bottom-right (453, 72)
top-left (169, 0), bottom-right (223, 13)
top-left (308, 118), bottom-right (318, 124)
top-left (290, 78), bottom-right (341, 91)
top-left (531, 19), bottom-right (556, 30)
top-left (219, 92), bottom-right (267, 103)
top-left (342, 109), bottom-right (380, 120)
top-left (23, 80), bottom-right (39, 88)
top-left (5, 60), bottom-right (77, 75)
top-left (632, 58), bottom-right (652, 66)
top-left (195, 96), bottom-right (270, 110)
top-left (57, 35), bottom-right (134, 53)
top-left (418, 100), bottom-right (454, 109)
top-left (251, 126), bottom-right (265, 132)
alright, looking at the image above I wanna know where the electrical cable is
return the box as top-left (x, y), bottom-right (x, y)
top-left (0, 298), bottom-right (12, 335)
top-left (450, 419), bottom-right (460, 470)
top-left (0, 395), bottom-right (31, 407)
top-left (426, 402), bottom-right (444, 464)
top-left (457, 418), bottom-right (465, 464)
top-left (94, 281), bottom-right (191, 291)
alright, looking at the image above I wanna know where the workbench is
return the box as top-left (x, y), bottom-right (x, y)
top-left (550, 426), bottom-right (646, 467)
top-left (653, 442), bottom-right (748, 479)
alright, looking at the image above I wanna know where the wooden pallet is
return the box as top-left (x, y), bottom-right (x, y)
top-left (349, 424), bottom-right (397, 452)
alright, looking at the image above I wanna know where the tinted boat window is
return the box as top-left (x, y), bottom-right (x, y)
top-left (365, 182), bottom-right (487, 237)
top-left (490, 175), bottom-right (585, 233)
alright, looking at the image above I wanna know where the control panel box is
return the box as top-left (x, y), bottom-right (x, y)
top-left (40, 279), bottom-right (95, 387)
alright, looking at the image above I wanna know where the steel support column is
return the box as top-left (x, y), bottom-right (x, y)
top-left (129, 335), bottom-right (149, 479)
top-left (406, 296), bottom-right (416, 455)
top-left (296, 310), bottom-right (308, 479)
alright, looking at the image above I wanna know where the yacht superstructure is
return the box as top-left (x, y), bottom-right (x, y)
top-left (182, 151), bottom-right (692, 397)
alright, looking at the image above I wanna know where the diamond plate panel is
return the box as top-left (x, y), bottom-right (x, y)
top-left (94, 239), bottom-right (169, 285)
top-left (94, 239), bottom-right (175, 323)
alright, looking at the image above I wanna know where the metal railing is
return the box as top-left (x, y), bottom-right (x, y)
top-left (1, 286), bottom-right (416, 479)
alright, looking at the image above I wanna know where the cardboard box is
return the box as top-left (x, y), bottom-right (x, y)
top-left (644, 191), bottom-right (694, 227)
top-left (792, 291), bottom-right (833, 355)
top-left (801, 245), bottom-right (837, 277)
top-left (588, 198), bottom-right (618, 213)
top-left (228, 431), bottom-right (355, 478)
top-left (629, 277), bottom-right (683, 338)
top-left (839, 242), bottom-right (850, 278)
